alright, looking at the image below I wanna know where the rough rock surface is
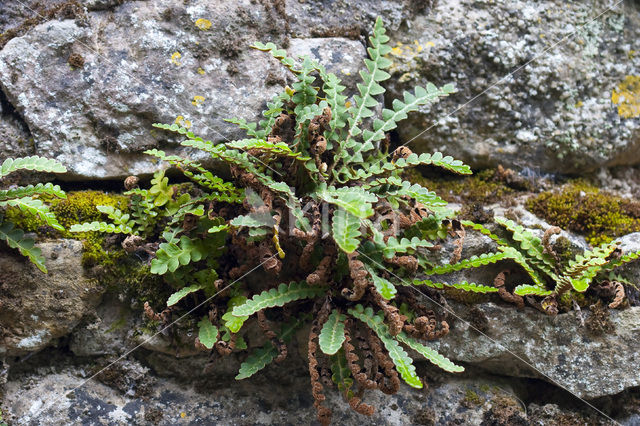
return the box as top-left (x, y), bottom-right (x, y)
top-left (0, 239), bottom-right (104, 356)
top-left (386, 0), bottom-right (640, 173)
top-left (0, 0), bottom-right (367, 179)
top-left (2, 355), bottom-right (620, 425)
top-left (432, 302), bottom-right (640, 399)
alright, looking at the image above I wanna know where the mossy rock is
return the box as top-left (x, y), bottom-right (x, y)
top-left (526, 180), bottom-right (640, 246)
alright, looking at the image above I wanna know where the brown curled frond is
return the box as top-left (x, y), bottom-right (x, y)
top-left (342, 321), bottom-right (377, 390)
top-left (609, 281), bottom-right (625, 309)
top-left (494, 270), bottom-right (525, 308)
top-left (368, 329), bottom-right (400, 395)
top-left (259, 240), bottom-right (281, 274)
top-left (257, 310), bottom-right (287, 362)
top-left (449, 219), bottom-right (465, 264)
top-left (143, 301), bottom-right (163, 322)
top-left (372, 290), bottom-right (405, 336)
top-left (385, 255), bottom-right (418, 273)
top-left (542, 226), bottom-right (562, 255)
top-left (543, 226), bottom-right (562, 267)
top-left (307, 254), bottom-right (333, 285)
top-left (309, 302), bottom-right (332, 426)
top-left (124, 175), bottom-right (139, 190)
top-left (342, 253), bottom-right (370, 301)
top-left (391, 146), bottom-right (412, 162)
top-left (541, 295), bottom-right (559, 316)
top-left (215, 333), bottom-right (237, 356)
top-left (346, 394), bottom-right (375, 417)
top-left (122, 235), bottom-right (145, 253)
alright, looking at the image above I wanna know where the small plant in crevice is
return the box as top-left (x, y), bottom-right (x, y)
top-left (75, 17), bottom-right (495, 424)
top-left (0, 156), bottom-right (67, 272)
top-left (422, 218), bottom-right (640, 315)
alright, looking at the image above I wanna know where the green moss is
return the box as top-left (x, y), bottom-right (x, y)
top-left (462, 389), bottom-right (485, 407)
top-left (4, 190), bottom-right (129, 266)
top-left (404, 168), bottom-right (515, 204)
top-left (526, 181), bottom-right (640, 246)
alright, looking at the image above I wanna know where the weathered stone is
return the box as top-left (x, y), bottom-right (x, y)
top-left (0, 1), bottom-right (368, 180)
top-left (385, 0), bottom-right (640, 174)
top-left (286, 0), bottom-right (426, 37)
top-left (0, 90), bottom-right (33, 159)
top-left (0, 239), bottom-right (104, 356)
top-left (431, 302), bottom-right (640, 399)
top-left (6, 356), bottom-right (617, 425)
top-left (69, 294), bottom-right (137, 357)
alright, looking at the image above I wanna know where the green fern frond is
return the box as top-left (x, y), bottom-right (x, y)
top-left (331, 349), bottom-right (354, 394)
top-left (412, 278), bottom-right (499, 293)
top-left (197, 317), bottom-right (219, 350)
top-left (513, 284), bottom-right (553, 296)
top-left (69, 221), bottom-right (133, 234)
top-left (236, 317), bottom-right (304, 380)
top-left (224, 117), bottom-right (261, 138)
top-left (318, 185), bottom-right (378, 219)
top-left (231, 281), bottom-right (327, 317)
top-left (422, 252), bottom-right (508, 275)
top-left (379, 236), bottom-right (433, 259)
top-left (251, 41), bottom-right (300, 73)
top-left (365, 177), bottom-right (447, 209)
top-left (150, 236), bottom-right (205, 275)
top-left (340, 16), bottom-right (392, 163)
top-left (498, 246), bottom-right (549, 287)
top-left (348, 304), bottom-right (423, 389)
top-left (602, 250), bottom-right (640, 272)
top-left (0, 197), bottom-right (63, 231)
top-left (0, 156), bottom-right (66, 179)
top-left (460, 220), bottom-right (508, 246)
top-left (494, 217), bottom-right (556, 276)
top-left (225, 139), bottom-right (311, 161)
top-left (167, 284), bottom-right (205, 306)
top-left (319, 309), bottom-right (347, 355)
top-left (365, 265), bottom-right (397, 299)
top-left (332, 209), bottom-right (362, 253)
top-left (0, 221), bottom-right (46, 272)
top-left (363, 83), bottom-right (455, 146)
top-left (396, 332), bottom-right (464, 373)
top-left (335, 152), bottom-right (471, 183)
top-left (0, 182), bottom-right (66, 201)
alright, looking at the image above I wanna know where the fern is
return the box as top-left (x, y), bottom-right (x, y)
top-left (348, 305), bottom-right (423, 389)
top-left (0, 183), bottom-right (66, 201)
top-left (69, 221), bottom-right (133, 234)
top-left (236, 317), bottom-right (304, 380)
top-left (422, 252), bottom-right (508, 275)
top-left (0, 221), bottom-right (47, 272)
top-left (366, 265), bottom-right (397, 299)
top-left (150, 236), bottom-right (205, 275)
top-left (197, 317), bottom-right (218, 350)
top-left (318, 185), bottom-right (377, 219)
top-left (332, 209), bottom-right (362, 253)
top-left (231, 281), bottom-right (326, 318)
top-left (412, 278), bottom-right (499, 293)
top-left (167, 284), bottom-right (204, 306)
top-left (0, 156), bottom-right (66, 178)
top-left (494, 217), bottom-right (556, 276)
top-left (513, 284), bottom-right (554, 297)
top-left (396, 332), bottom-right (464, 373)
top-left (319, 309), bottom-right (347, 355)
top-left (0, 197), bottom-right (63, 231)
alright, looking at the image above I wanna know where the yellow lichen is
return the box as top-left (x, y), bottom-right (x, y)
top-left (191, 95), bottom-right (205, 106)
top-left (170, 51), bottom-right (182, 66)
top-left (611, 75), bottom-right (640, 118)
top-left (194, 18), bottom-right (212, 30)
top-left (175, 115), bottom-right (192, 128)
top-left (197, 67), bottom-right (205, 75)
